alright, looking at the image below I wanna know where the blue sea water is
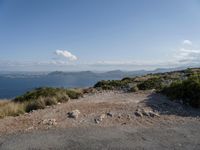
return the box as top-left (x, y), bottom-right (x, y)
top-left (0, 71), bottom-right (126, 99)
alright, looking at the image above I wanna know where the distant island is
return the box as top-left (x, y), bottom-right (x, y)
top-left (0, 67), bottom-right (190, 99)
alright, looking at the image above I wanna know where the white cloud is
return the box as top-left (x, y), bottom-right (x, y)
top-left (173, 40), bottom-right (200, 65)
top-left (55, 50), bottom-right (77, 61)
top-left (2, 40), bottom-right (200, 71)
top-left (95, 60), bottom-right (164, 66)
top-left (183, 40), bottom-right (192, 46)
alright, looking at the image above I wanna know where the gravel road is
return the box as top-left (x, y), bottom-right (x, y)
top-left (0, 123), bottom-right (200, 150)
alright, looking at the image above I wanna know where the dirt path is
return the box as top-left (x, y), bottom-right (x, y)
top-left (1, 124), bottom-right (200, 150)
top-left (0, 91), bottom-right (199, 149)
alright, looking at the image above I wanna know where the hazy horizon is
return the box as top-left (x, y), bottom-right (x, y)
top-left (0, 66), bottom-right (193, 73)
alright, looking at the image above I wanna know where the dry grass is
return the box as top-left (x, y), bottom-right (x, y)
top-left (0, 101), bottom-right (25, 118)
top-left (0, 87), bottom-right (83, 118)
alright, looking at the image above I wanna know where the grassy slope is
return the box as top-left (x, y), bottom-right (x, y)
top-left (0, 87), bottom-right (84, 118)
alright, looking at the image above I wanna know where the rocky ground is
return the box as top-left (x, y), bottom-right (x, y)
top-left (0, 90), bottom-right (200, 149)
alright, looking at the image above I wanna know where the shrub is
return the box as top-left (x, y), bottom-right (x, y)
top-left (56, 95), bottom-right (70, 103)
top-left (44, 97), bottom-right (57, 106)
top-left (16, 87), bottom-right (83, 112)
top-left (14, 87), bottom-right (82, 102)
top-left (94, 80), bottom-right (114, 90)
top-left (94, 80), bottom-right (131, 90)
top-left (14, 87), bottom-right (66, 102)
top-left (66, 89), bottom-right (83, 99)
top-left (13, 87), bottom-right (83, 113)
top-left (162, 76), bottom-right (200, 108)
top-left (162, 81), bottom-right (183, 100)
top-left (129, 85), bottom-right (139, 92)
top-left (121, 77), bottom-right (133, 82)
top-left (0, 87), bottom-right (84, 118)
top-left (83, 87), bottom-right (97, 94)
top-left (137, 77), bottom-right (163, 90)
top-left (25, 97), bottom-right (46, 112)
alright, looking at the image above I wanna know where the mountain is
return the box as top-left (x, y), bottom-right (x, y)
top-left (0, 70), bottom-right (137, 99)
top-left (0, 67), bottom-right (194, 99)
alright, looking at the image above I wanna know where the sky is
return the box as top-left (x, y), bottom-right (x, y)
top-left (0, 0), bottom-right (200, 71)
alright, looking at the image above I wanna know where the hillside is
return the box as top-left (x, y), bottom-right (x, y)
top-left (0, 68), bottom-right (200, 149)
top-left (95, 68), bottom-right (200, 108)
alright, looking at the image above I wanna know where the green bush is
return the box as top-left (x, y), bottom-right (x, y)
top-left (129, 85), bottom-right (139, 92)
top-left (13, 87), bottom-right (82, 113)
top-left (25, 98), bottom-right (46, 112)
top-left (56, 95), bottom-right (70, 103)
top-left (94, 80), bottom-right (131, 90)
top-left (14, 87), bottom-right (82, 102)
top-left (0, 87), bottom-right (84, 117)
top-left (162, 76), bottom-right (200, 108)
top-left (14, 87), bottom-right (65, 102)
top-left (44, 97), bottom-right (57, 106)
top-left (137, 77), bottom-right (163, 90)
top-left (66, 89), bottom-right (83, 99)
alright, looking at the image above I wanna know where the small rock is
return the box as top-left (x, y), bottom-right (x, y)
top-left (127, 114), bottom-right (131, 120)
top-left (122, 122), bottom-right (127, 125)
top-left (107, 112), bottom-right (113, 117)
top-left (178, 143), bottom-right (182, 147)
top-left (42, 119), bottom-right (57, 126)
top-left (118, 113), bottom-right (122, 119)
top-left (94, 114), bottom-right (106, 124)
top-left (148, 111), bottom-right (160, 117)
top-left (68, 109), bottom-right (80, 119)
top-left (142, 109), bottom-right (150, 117)
top-left (94, 118), bottom-right (100, 124)
top-left (99, 114), bottom-right (106, 121)
top-left (135, 111), bottom-right (143, 117)
top-left (57, 102), bottom-right (61, 105)
top-left (26, 126), bottom-right (34, 131)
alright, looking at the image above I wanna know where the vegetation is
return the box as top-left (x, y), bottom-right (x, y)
top-left (0, 101), bottom-right (25, 118)
top-left (162, 76), bottom-right (200, 108)
top-left (94, 68), bottom-right (200, 108)
top-left (137, 77), bottom-right (164, 91)
top-left (0, 87), bottom-right (83, 118)
top-left (129, 85), bottom-right (139, 92)
top-left (1, 68), bottom-right (200, 118)
top-left (94, 75), bottom-right (166, 91)
top-left (94, 79), bottom-right (132, 91)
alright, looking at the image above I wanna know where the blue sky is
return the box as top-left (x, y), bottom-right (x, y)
top-left (0, 0), bottom-right (200, 71)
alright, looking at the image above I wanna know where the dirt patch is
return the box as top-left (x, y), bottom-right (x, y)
top-left (0, 91), bottom-right (199, 135)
